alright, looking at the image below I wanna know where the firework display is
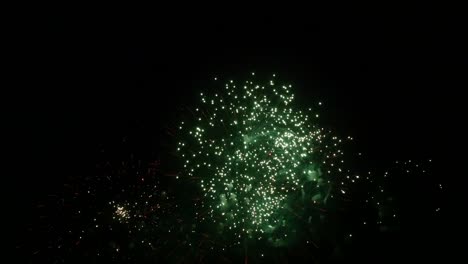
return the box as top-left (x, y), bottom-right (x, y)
top-left (177, 74), bottom-right (353, 245)
top-left (19, 74), bottom-right (439, 263)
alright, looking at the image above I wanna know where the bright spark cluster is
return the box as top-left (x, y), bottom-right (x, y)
top-left (113, 204), bottom-right (130, 223)
top-left (178, 74), bottom-right (340, 239)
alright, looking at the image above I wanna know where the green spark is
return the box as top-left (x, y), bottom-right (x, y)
top-left (178, 74), bottom-right (340, 243)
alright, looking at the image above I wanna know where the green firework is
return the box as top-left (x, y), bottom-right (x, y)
top-left (178, 74), bottom-right (345, 243)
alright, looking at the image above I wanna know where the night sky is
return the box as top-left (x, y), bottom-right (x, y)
top-left (14, 6), bottom-right (460, 263)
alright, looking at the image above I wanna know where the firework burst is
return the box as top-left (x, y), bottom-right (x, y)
top-left (177, 73), bottom-right (356, 248)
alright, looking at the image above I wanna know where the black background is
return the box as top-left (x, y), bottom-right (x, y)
top-left (14, 5), bottom-right (462, 263)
